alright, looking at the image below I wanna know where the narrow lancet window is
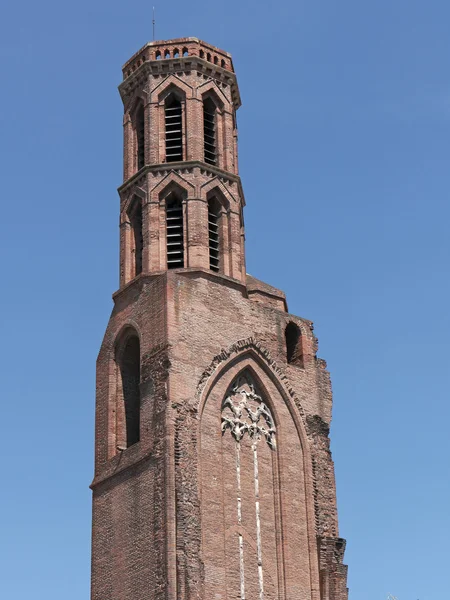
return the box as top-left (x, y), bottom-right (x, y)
top-left (166, 193), bottom-right (184, 268)
top-left (285, 322), bottom-right (303, 367)
top-left (203, 97), bottom-right (217, 165)
top-left (165, 95), bottom-right (183, 162)
top-left (208, 197), bottom-right (220, 272)
top-left (130, 203), bottom-right (143, 277)
top-left (136, 103), bottom-right (145, 170)
top-left (119, 335), bottom-right (141, 448)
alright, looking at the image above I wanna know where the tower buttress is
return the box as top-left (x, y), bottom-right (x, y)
top-left (91, 37), bottom-right (349, 600)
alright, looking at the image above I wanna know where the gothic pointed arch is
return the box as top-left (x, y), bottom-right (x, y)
top-left (198, 79), bottom-right (229, 108)
top-left (194, 343), bottom-right (319, 599)
top-left (123, 91), bottom-right (149, 116)
top-left (285, 321), bottom-right (304, 367)
top-left (200, 86), bottom-right (229, 169)
top-left (201, 180), bottom-right (243, 278)
top-left (197, 341), bottom-right (310, 441)
top-left (156, 181), bottom-right (186, 269)
top-left (149, 170), bottom-right (194, 202)
top-left (157, 179), bottom-right (189, 207)
top-left (201, 178), bottom-right (237, 207)
top-left (205, 187), bottom-right (229, 274)
top-left (152, 74), bottom-right (193, 99)
top-left (154, 81), bottom-right (190, 164)
top-left (113, 325), bottom-right (141, 454)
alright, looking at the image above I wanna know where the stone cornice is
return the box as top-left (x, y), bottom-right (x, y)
top-left (119, 56), bottom-right (241, 109)
top-left (112, 268), bottom-right (247, 304)
top-left (117, 161), bottom-right (246, 206)
top-left (122, 38), bottom-right (233, 71)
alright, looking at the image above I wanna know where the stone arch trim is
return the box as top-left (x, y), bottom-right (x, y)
top-left (282, 315), bottom-right (318, 363)
top-left (120, 185), bottom-right (147, 223)
top-left (111, 321), bottom-right (142, 358)
top-left (150, 170), bottom-right (195, 203)
top-left (152, 74), bottom-right (193, 102)
top-left (204, 183), bottom-right (232, 213)
top-left (198, 79), bottom-right (230, 108)
top-left (123, 90), bottom-right (149, 118)
top-left (200, 177), bottom-right (238, 208)
top-left (196, 337), bottom-right (309, 431)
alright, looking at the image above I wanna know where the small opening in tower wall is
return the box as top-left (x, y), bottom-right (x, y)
top-left (208, 197), bottom-right (221, 272)
top-left (203, 97), bottom-right (217, 165)
top-left (165, 94), bottom-right (183, 162)
top-left (285, 322), bottom-right (303, 367)
top-left (166, 194), bottom-right (184, 268)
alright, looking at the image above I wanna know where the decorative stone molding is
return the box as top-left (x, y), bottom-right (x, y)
top-left (201, 177), bottom-right (237, 206)
top-left (195, 336), bottom-right (309, 432)
top-left (118, 161), bottom-right (241, 194)
top-left (149, 169), bottom-right (195, 202)
top-left (119, 56), bottom-right (241, 109)
top-left (152, 73), bottom-right (193, 101)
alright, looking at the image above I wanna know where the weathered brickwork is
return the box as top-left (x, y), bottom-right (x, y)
top-left (91, 37), bottom-right (349, 600)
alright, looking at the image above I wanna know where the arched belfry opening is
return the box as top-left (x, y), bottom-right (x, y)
top-left (203, 96), bottom-right (217, 165)
top-left (166, 192), bottom-right (184, 268)
top-left (165, 93), bottom-right (183, 162)
top-left (116, 332), bottom-right (141, 450)
top-left (207, 196), bottom-right (221, 272)
top-left (285, 321), bottom-right (303, 367)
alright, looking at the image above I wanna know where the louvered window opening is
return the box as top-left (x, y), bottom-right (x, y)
top-left (136, 107), bottom-right (145, 170)
top-left (165, 97), bottom-right (183, 162)
top-left (166, 198), bottom-right (184, 269)
top-left (208, 204), bottom-right (220, 272)
top-left (203, 100), bottom-right (216, 165)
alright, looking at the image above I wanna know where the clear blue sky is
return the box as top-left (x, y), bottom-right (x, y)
top-left (1, 1), bottom-right (449, 598)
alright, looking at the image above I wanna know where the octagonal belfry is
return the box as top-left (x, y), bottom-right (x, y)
top-left (90, 37), bottom-right (349, 600)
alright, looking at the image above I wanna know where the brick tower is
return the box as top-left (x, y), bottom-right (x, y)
top-left (91, 38), bottom-right (349, 600)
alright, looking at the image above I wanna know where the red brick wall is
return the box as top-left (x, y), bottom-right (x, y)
top-left (91, 270), bottom-right (348, 600)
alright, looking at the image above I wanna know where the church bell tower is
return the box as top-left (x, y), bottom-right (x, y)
top-left (91, 37), bottom-right (349, 600)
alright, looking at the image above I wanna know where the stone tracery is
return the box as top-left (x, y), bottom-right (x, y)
top-left (221, 373), bottom-right (276, 450)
